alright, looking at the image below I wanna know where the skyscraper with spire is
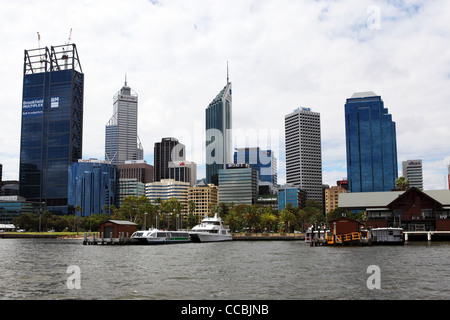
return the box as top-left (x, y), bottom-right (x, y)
top-left (205, 65), bottom-right (232, 185)
top-left (105, 78), bottom-right (144, 165)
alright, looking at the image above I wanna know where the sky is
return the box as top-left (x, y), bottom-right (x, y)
top-left (1, 0), bottom-right (450, 190)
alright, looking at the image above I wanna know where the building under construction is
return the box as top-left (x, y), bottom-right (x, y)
top-left (19, 41), bottom-right (84, 214)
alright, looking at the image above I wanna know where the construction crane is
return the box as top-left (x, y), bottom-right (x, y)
top-left (37, 32), bottom-right (44, 70)
top-left (62, 28), bottom-right (72, 69)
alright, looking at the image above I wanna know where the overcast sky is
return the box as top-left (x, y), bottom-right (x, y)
top-left (1, 0), bottom-right (450, 190)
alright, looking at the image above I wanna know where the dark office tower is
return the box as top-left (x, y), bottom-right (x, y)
top-left (105, 79), bottom-right (144, 165)
top-left (154, 138), bottom-right (185, 182)
top-left (19, 44), bottom-right (84, 214)
top-left (205, 70), bottom-right (232, 186)
top-left (345, 92), bottom-right (398, 193)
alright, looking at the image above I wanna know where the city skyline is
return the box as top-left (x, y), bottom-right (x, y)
top-left (1, 1), bottom-right (450, 190)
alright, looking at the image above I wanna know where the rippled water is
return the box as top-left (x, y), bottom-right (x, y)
top-left (1, 239), bottom-right (449, 300)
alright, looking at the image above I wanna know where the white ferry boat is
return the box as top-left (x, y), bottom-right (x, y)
top-left (370, 227), bottom-right (404, 245)
top-left (130, 229), bottom-right (191, 245)
top-left (189, 213), bottom-right (232, 243)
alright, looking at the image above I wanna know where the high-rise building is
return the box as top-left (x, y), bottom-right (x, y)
top-left (105, 79), bottom-right (144, 165)
top-left (68, 159), bottom-right (117, 217)
top-left (168, 161), bottom-right (197, 187)
top-left (285, 107), bottom-right (323, 204)
top-left (154, 138), bottom-right (185, 182)
top-left (345, 92), bottom-right (398, 193)
top-left (19, 44), bottom-right (84, 214)
top-left (324, 186), bottom-right (347, 214)
top-left (402, 160), bottom-right (423, 190)
top-left (117, 160), bottom-right (154, 184)
top-left (116, 178), bottom-right (146, 208)
top-left (234, 147), bottom-right (278, 194)
top-left (205, 74), bottom-right (232, 186)
top-left (145, 179), bottom-right (189, 217)
top-left (218, 164), bottom-right (258, 205)
top-left (188, 184), bottom-right (219, 224)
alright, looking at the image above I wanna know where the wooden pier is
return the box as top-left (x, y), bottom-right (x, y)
top-left (83, 232), bottom-right (132, 245)
top-left (404, 231), bottom-right (450, 242)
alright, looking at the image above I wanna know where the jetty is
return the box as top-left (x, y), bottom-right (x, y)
top-left (83, 232), bottom-right (132, 245)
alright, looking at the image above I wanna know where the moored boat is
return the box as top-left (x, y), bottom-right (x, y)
top-left (189, 213), bottom-right (232, 243)
top-left (370, 227), bottom-right (404, 245)
top-left (130, 229), bottom-right (191, 245)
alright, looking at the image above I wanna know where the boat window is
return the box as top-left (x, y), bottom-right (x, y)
top-left (157, 232), bottom-right (167, 237)
top-left (134, 232), bottom-right (143, 237)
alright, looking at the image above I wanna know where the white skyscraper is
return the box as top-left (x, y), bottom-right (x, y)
top-left (105, 79), bottom-right (144, 165)
top-left (402, 160), bottom-right (423, 190)
top-left (285, 107), bottom-right (323, 204)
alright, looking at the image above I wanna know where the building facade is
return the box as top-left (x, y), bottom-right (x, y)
top-left (168, 161), bottom-right (197, 187)
top-left (218, 165), bottom-right (258, 205)
top-left (154, 138), bottom-right (185, 182)
top-left (145, 179), bottom-right (189, 216)
top-left (116, 179), bottom-right (146, 208)
top-left (68, 159), bottom-right (117, 217)
top-left (339, 188), bottom-right (450, 232)
top-left (0, 196), bottom-right (44, 224)
top-left (324, 186), bottom-right (347, 214)
top-left (117, 160), bottom-right (154, 184)
top-left (278, 184), bottom-right (305, 211)
top-left (285, 107), bottom-right (323, 204)
top-left (345, 92), bottom-right (398, 193)
top-left (402, 160), bottom-right (423, 190)
top-left (187, 184), bottom-right (219, 223)
top-left (234, 147), bottom-right (277, 194)
top-left (206, 79), bottom-right (232, 186)
top-left (105, 80), bottom-right (144, 165)
top-left (19, 44), bottom-right (84, 214)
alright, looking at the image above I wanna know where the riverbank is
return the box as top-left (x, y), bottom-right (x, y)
top-left (0, 232), bottom-right (84, 239)
top-left (232, 232), bottom-right (305, 240)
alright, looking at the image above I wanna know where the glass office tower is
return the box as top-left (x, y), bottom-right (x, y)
top-left (205, 78), bottom-right (232, 186)
top-left (234, 147), bottom-right (278, 194)
top-left (68, 160), bottom-right (117, 217)
top-left (345, 92), bottom-right (398, 193)
top-left (154, 137), bottom-right (185, 182)
top-left (105, 81), bottom-right (144, 165)
top-left (19, 44), bottom-right (84, 214)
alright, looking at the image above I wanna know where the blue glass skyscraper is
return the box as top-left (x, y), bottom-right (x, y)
top-left (19, 44), bottom-right (84, 214)
top-left (345, 92), bottom-right (398, 193)
top-left (68, 160), bottom-right (117, 217)
top-left (234, 147), bottom-right (277, 194)
top-left (205, 73), bottom-right (232, 186)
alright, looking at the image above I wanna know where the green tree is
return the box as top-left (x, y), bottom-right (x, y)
top-left (244, 205), bottom-right (261, 232)
top-left (395, 176), bottom-right (409, 191)
top-left (260, 209), bottom-right (277, 233)
top-left (279, 209), bottom-right (297, 233)
top-left (224, 209), bottom-right (241, 232)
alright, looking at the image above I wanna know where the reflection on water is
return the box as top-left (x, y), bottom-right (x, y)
top-left (1, 239), bottom-right (449, 300)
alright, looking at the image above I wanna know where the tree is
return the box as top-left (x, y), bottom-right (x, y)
top-left (260, 209), bottom-right (277, 233)
top-left (186, 201), bottom-right (197, 229)
top-left (244, 205), bottom-right (261, 232)
top-left (395, 176), bottom-right (409, 191)
top-left (279, 209), bottom-right (297, 233)
top-left (223, 209), bottom-right (241, 232)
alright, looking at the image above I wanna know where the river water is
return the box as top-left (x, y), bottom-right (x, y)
top-left (1, 239), bottom-right (449, 300)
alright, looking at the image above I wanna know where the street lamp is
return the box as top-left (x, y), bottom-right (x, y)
top-left (144, 212), bottom-right (148, 230)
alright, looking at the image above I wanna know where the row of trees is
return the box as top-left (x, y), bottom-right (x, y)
top-left (13, 195), bottom-right (365, 233)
